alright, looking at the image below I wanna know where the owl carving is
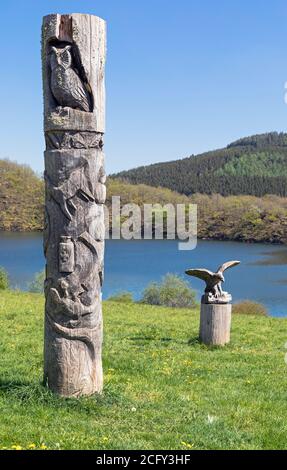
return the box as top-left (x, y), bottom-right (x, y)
top-left (49, 45), bottom-right (92, 112)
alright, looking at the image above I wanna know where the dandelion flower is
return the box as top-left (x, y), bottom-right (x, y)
top-left (181, 441), bottom-right (194, 449)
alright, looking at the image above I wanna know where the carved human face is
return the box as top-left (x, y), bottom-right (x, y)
top-left (50, 45), bottom-right (72, 70)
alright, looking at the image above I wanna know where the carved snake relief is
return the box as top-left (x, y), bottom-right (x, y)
top-left (46, 278), bottom-right (102, 362)
top-left (46, 313), bottom-right (101, 361)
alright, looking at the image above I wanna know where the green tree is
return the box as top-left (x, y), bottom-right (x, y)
top-left (141, 274), bottom-right (197, 308)
top-left (0, 267), bottom-right (9, 290)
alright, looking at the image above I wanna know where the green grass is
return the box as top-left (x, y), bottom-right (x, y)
top-left (0, 290), bottom-right (286, 450)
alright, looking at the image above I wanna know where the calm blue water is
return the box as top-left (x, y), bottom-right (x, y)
top-left (0, 232), bottom-right (287, 317)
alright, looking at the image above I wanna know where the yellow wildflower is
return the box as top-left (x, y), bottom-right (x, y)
top-left (181, 441), bottom-right (194, 449)
top-left (12, 445), bottom-right (22, 450)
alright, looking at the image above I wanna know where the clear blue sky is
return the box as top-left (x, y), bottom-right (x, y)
top-left (1, 0), bottom-right (287, 175)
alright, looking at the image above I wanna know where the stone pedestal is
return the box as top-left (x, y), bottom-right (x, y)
top-left (199, 303), bottom-right (232, 346)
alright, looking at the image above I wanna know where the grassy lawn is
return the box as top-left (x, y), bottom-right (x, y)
top-left (0, 290), bottom-right (286, 450)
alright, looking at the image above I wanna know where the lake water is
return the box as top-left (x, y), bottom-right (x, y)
top-left (0, 232), bottom-right (286, 317)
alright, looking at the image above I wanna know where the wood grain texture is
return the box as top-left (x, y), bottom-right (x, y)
top-left (199, 303), bottom-right (232, 346)
top-left (42, 13), bottom-right (106, 133)
top-left (42, 13), bottom-right (106, 397)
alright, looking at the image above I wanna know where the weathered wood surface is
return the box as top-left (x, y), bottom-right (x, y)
top-left (42, 13), bottom-right (106, 397)
top-left (42, 13), bottom-right (106, 132)
top-left (199, 303), bottom-right (232, 346)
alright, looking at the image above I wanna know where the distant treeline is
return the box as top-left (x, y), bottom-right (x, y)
top-left (113, 132), bottom-right (287, 197)
top-left (0, 159), bottom-right (44, 232)
top-left (0, 159), bottom-right (287, 244)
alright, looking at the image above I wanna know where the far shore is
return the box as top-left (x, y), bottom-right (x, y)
top-left (0, 230), bottom-right (285, 246)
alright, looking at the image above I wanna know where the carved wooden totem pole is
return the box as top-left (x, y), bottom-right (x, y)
top-left (42, 14), bottom-right (106, 396)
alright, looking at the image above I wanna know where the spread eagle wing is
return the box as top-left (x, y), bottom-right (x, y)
top-left (217, 260), bottom-right (240, 274)
top-left (185, 269), bottom-right (214, 282)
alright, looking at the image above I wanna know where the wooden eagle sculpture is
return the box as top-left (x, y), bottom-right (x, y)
top-left (185, 260), bottom-right (240, 303)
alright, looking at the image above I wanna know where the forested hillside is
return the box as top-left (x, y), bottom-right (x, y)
top-left (0, 160), bottom-right (190, 232)
top-left (113, 132), bottom-right (287, 197)
top-left (0, 160), bottom-right (44, 231)
top-left (1, 159), bottom-right (287, 243)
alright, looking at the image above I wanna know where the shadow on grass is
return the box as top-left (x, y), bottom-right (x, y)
top-left (128, 336), bottom-right (155, 342)
top-left (129, 336), bottom-right (173, 343)
top-left (0, 379), bottom-right (30, 390)
top-left (0, 379), bottom-right (128, 411)
top-left (0, 379), bottom-right (54, 404)
top-left (187, 337), bottom-right (231, 351)
top-left (188, 336), bottom-right (200, 346)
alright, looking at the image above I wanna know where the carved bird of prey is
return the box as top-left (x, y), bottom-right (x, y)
top-left (185, 261), bottom-right (240, 297)
top-left (50, 45), bottom-right (92, 112)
